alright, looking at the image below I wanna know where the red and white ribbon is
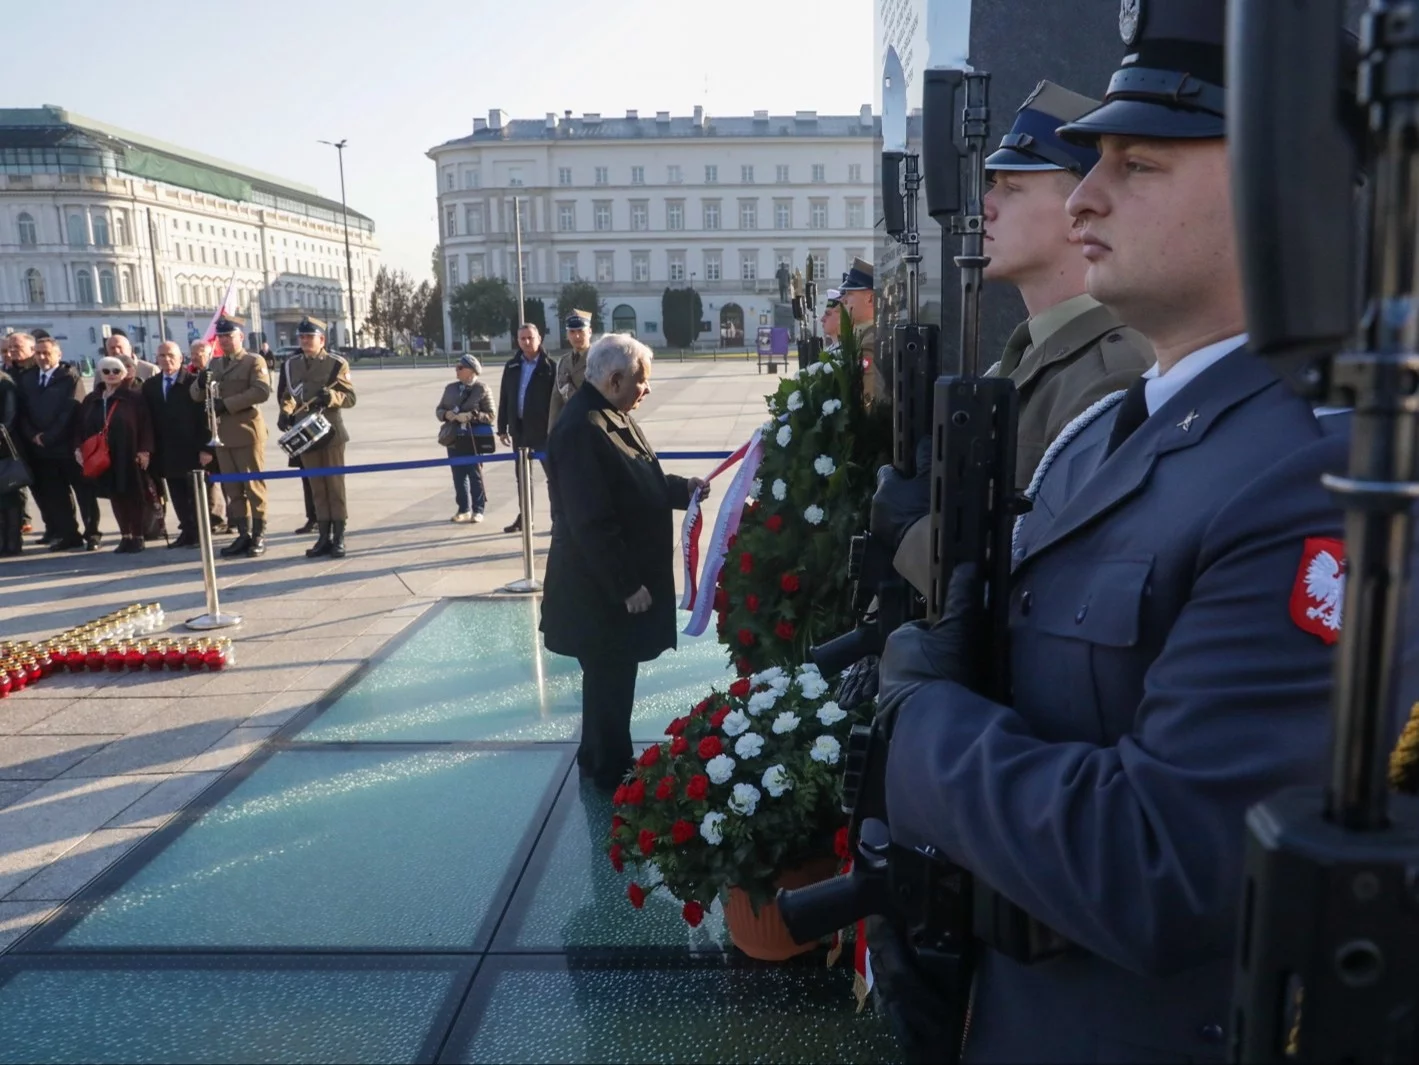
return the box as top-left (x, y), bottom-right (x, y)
top-left (680, 426), bottom-right (767, 635)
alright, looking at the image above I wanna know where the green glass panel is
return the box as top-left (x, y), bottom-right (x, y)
top-left (500, 778), bottom-right (729, 950)
top-left (0, 960), bottom-right (462, 1065)
top-left (296, 600), bottom-right (730, 744)
top-left (446, 960), bottom-right (903, 1064)
top-left (51, 748), bottom-right (562, 949)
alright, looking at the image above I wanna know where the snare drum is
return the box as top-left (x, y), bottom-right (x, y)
top-left (278, 412), bottom-right (332, 458)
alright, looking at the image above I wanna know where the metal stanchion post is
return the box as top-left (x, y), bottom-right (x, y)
top-left (185, 469), bottom-right (242, 630)
top-left (501, 448), bottom-right (543, 594)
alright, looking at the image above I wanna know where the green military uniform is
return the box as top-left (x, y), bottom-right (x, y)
top-left (278, 318), bottom-right (355, 557)
top-left (550, 309), bottom-right (593, 427)
top-left (837, 259), bottom-right (885, 405)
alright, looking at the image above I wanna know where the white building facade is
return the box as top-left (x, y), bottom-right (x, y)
top-left (0, 107), bottom-right (380, 355)
top-left (428, 106), bottom-right (876, 350)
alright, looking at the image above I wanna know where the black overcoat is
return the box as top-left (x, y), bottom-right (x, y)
top-left (496, 351), bottom-right (556, 449)
top-left (540, 382), bottom-right (690, 662)
top-left (142, 369), bottom-right (208, 478)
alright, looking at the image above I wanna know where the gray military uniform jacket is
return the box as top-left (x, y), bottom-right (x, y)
top-left (879, 346), bottom-right (1417, 1062)
top-left (548, 346), bottom-right (589, 428)
top-left (191, 350), bottom-right (270, 448)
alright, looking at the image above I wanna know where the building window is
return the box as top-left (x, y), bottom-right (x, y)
top-left (91, 212), bottom-right (110, 246)
top-left (464, 168), bottom-right (481, 189)
top-left (810, 200), bottom-right (828, 228)
top-left (76, 268), bottom-right (95, 305)
top-left (812, 164), bottom-right (827, 183)
top-left (774, 201), bottom-right (791, 229)
top-left (466, 203), bottom-right (485, 234)
top-left (595, 252), bottom-right (614, 283)
top-left (448, 257), bottom-right (459, 287)
top-left (668, 164), bottom-right (682, 184)
top-left (223, 249), bottom-right (230, 266)
top-left (739, 201), bottom-right (757, 230)
top-left (17, 212), bottom-right (36, 245)
top-left (740, 251), bottom-right (757, 281)
top-left (99, 268), bottom-right (118, 305)
top-left (558, 167), bottom-right (572, 186)
top-left (519, 251), bottom-right (532, 282)
top-left (776, 164), bottom-right (790, 183)
top-left (594, 202), bottom-right (612, 231)
top-left (595, 166), bottom-right (609, 186)
top-left (632, 252), bottom-right (650, 282)
top-left (559, 253), bottom-right (578, 283)
top-left (444, 169), bottom-right (455, 190)
top-left (704, 251), bottom-right (722, 282)
top-left (631, 166), bottom-right (645, 185)
top-left (180, 282), bottom-right (190, 306)
top-left (201, 247), bottom-right (207, 263)
top-left (847, 200), bottom-right (866, 228)
top-left (557, 203), bottom-right (576, 232)
top-left (741, 165), bottom-right (754, 184)
top-left (703, 201), bottom-right (720, 230)
top-left (24, 268), bottom-right (44, 305)
top-left (114, 213), bottom-right (128, 246)
top-left (67, 211), bottom-right (87, 247)
top-left (444, 206), bottom-right (457, 238)
top-left (469, 254), bottom-right (485, 280)
top-left (508, 167), bottom-right (524, 187)
top-left (668, 251), bottom-right (686, 282)
top-left (705, 165), bottom-right (718, 184)
top-left (811, 252), bottom-right (828, 282)
top-left (667, 201), bottom-right (684, 230)
top-left (630, 202), bottom-right (649, 231)
top-left (848, 163), bottom-right (863, 183)
top-left (246, 252), bottom-right (252, 267)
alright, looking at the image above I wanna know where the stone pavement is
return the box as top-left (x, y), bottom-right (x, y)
top-left (0, 359), bottom-right (784, 953)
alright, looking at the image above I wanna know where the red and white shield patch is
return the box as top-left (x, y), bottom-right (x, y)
top-left (1290, 537), bottom-right (1346, 645)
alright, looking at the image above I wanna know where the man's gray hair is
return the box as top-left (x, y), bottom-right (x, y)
top-left (586, 333), bottom-right (653, 385)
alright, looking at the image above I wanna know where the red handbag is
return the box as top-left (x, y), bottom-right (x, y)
top-left (79, 400), bottom-right (118, 479)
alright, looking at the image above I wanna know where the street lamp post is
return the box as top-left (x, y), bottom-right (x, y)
top-left (318, 139), bottom-right (358, 348)
top-left (688, 272), bottom-right (696, 354)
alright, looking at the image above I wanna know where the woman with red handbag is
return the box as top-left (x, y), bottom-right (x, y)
top-left (72, 356), bottom-right (154, 554)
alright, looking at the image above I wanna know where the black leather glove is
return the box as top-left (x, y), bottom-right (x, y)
top-left (213, 398), bottom-right (228, 416)
top-left (836, 655), bottom-right (880, 711)
top-left (277, 411), bottom-right (293, 432)
top-left (865, 916), bottom-right (963, 1064)
top-left (876, 563), bottom-right (982, 733)
top-left (870, 436), bottom-right (933, 551)
top-left (312, 388), bottom-right (333, 410)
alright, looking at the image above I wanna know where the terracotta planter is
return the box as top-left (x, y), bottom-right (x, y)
top-left (724, 856), bottom-right (839, 961)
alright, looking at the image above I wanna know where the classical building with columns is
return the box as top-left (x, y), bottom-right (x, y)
top-left (428, 106), bottom-right (877, 351)
top-left (0, 106), bottom-right (379, 354)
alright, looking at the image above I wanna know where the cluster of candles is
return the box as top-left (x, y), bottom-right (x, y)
top-left (0, 603), bottom-right (236, 698)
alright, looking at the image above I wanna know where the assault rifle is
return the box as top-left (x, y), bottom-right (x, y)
top-left (792, 255), bottom-right (822, 373)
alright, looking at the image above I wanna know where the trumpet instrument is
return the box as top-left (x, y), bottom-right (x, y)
top-left (204, 375), bottom-right (223, 449)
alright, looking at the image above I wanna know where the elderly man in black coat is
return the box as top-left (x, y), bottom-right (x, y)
top-left (541, 334), bottom-right (709, 790)
top-left (142, 341), bottom-right (209, 548)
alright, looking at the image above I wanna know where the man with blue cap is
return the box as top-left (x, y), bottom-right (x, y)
top-left (549, 308), bottom-right (594, 428)
top-left (868, 1), bottom-right (1395, 1061)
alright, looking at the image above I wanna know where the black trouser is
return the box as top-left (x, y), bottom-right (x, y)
top-left (31, 454), bottom-right (99, 540)
top-left (512, 442), bottom-right (555, 524)
top-left (576, 653), bottom-right (639, 785)
top-left (163, 474), bottom-right (199, 537)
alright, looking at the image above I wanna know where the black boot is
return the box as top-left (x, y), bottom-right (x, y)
top-left (328, 520), bottom-right (346, 559)
top-left (295, 518), bottom-right (318, 535)
top-left (246, 518), bottom-right (267, 557)
top-left (0, 509), bottom-right (21, 556)
top-left (221, 521), bottom-right (251, 557)
top-left (306, 521), bottom-right (332, 558)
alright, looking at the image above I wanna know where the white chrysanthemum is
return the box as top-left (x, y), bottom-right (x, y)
top-left (797, 672), bottom-right (830, 700)
top-left (811, 735), bottom-right (842, 765)
top-left (816, 701), bottom-right (847, 726)
top-left (747, 688), bottom-right (780, 716)
top-left (752, 666), bottom-right (786, 687)
top-left (748, 478), bottom-right (762, 501)
top-left (735, 732), bottom-right (765, 759)
top-left (822, 398), bottom-right (842, 416)
top-left (728, 782), bottom-right (761, 817)
top-left (797, 662), bottom-right (821, 676)
top-left (705, 753), bottom-right (737, 785)
top-left (771, 478), bottom-right (787, 501)
top-left (777, 424), bottom-right (792, 447)
top-left (787, 390), bottom-right (804, 411)
top-left (721, 709), bottom-right (751, 737)
top-left (803, 504), bottom-right (825, 526)
top-left (814, 454), bottom-right (837, 477)
top-left (771, 711), bottom-right (801, 735)
top-left (768, 674), bottom-right (791, 693)
top-left (700, 811), bottom-right (726, 845)
top-left (762, 764), bottom-right (793, 798)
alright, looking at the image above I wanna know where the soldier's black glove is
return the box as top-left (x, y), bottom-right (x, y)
top-left (836, 655), bottom-right (880, 711)
top-left (277, 412), bottom-right (293, 432)
top-left (865, 916), bottom-right (962, 1064)
top-left (311, 388), bottom-right (333, 410)
top-left (876, 563), bottom-right (982, 735)
top-left (213, 398), bottom-right (228, 415)
top-left (870, 436), bottom-right (932, 551)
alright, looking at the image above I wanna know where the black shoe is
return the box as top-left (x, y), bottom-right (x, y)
top-left (306, 521), bottom-right (332, 558)
top-left (220, 526), bottom-right (251, 557)
top-left (37, 531), bottom-right (55, 545)
top-left (328, 520), bottom-right (346, 559)
top-left (246, 519), bottom-right (266, 558)
top-left (49, 535), bottom-right (85, 552)
top-left (168, 532), bottom-right (194, 549)
top-left (503, 515), bottom-right (522, 534)
top-left (294, 518), bottom-right (318, 535)
top-left (113, 538), bottom-right (134, 554)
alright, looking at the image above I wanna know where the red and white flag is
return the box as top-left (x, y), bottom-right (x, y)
top-left (680, 426), bottom-right (768, 636)
top-left (201, 274), bottom-right (242, 349)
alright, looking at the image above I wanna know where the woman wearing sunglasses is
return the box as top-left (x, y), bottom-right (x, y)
top-left (73, 356), bottom-right (155, 553)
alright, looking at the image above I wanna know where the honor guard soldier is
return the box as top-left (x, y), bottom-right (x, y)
top-left (278, 317), bottom-right (356, 559)
top-left (821, 289), bottom-right (843, 353)
top-left (549, 309), bottom-right (594, 427)
top-left (867, 1), bottom-right (1412, 1061)
top-left (194, 315), bottom-right (271, 558)
top-left (836, 258), bottom-right (882, 404)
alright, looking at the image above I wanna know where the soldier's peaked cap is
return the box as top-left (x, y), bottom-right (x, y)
top-left (986, 81), bottom-right (1103, 174)
top-left (838, 258), bottom-right (873, 292)
top-left (565, 309), bottom-right (593, 328)
top-left (214, 315), bottom-right (244, 335)
top-left (1058, 0), bottom-right (1227, 144)
top-left (297, 316), bottom-right (326, 335)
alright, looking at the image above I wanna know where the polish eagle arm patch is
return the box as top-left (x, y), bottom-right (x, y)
top-left (1290, 537), bottom-right (1346, 644)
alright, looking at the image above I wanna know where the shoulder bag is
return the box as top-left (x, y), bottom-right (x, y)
top-left (0, 423), bottom-right (32, 495)
top-left (79, 399), bottom-right (118, 479)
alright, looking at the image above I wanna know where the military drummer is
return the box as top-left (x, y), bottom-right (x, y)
top-left (277, 317), bottom-right (356, 559)
top-left (194, 315), bottom-right (271, 558)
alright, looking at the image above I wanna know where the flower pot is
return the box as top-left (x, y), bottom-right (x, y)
top-left (723, 856), bottom-right (839, 962)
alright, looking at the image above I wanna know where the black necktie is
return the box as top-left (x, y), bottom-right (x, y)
top-left (1105, 378), bottom-right (1151, 457)
top-left (164, 375), bottom-right (173, 399)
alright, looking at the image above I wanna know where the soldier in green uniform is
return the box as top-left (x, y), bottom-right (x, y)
top-left (277, 317), bottom-right (356, 559)
top-left (837, 258), bottom-right (883, 404)
top-left (549, 309), bottom-right (594, 427)
top-left (193, 316), bottom-right (271, 558)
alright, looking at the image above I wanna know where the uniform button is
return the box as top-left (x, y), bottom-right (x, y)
top-left (1198, 1023), bottom-right (1225, 1044)
top-left (1019, 591), bottom-right (1032, 615)
top-left (1075, 605), bottom-right (1088, 623)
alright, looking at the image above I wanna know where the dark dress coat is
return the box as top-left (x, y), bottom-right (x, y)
top-left (540, 381), bottom-right (691, 663)
top-left (73, 384), bottom-right (154, 499)
top-left (17, 362), bottom-right (86, 460)
top-left (142, 369), bottom-right (208, 478)
top-left (0, 371), bottom-right (21, 507)
top-left (496, 350), bottom-right (556, 449)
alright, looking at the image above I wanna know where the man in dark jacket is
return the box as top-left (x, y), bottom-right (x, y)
top-left (142, 341), bottom-right (208, 548)
top-left (497, 323), bottom-right (557, 533)
top-left (18, 334), bottom-right (100, 551)
top-left (540, 334), bottom-right (708, 790)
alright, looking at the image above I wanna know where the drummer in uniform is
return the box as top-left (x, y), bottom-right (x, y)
top-left (549, 308), bottom-right (594, 427)
top-left (277, 316), bottom-right (356, 559)
top-left (193, 315), bottom-right (271, 558)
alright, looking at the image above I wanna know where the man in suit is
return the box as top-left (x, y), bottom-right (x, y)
top-left (868, 2), bottom-right (1400, 1061)
top-left (18, 333), bottom-right (100, 551)
top-left (540, 334), bottom-right (709, 789)
top-left (497, 322), bottom-right (556, 533)
top-left (142, 341), bottom-right (207, 548)
top-left (4, 332), bottom-right (38, 539)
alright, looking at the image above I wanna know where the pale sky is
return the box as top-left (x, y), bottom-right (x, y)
top-left (11, 0), bottom-right (873, 278)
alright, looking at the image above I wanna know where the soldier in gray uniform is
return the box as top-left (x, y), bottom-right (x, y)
top-left (868, 1), bottom-right (1410, 1061)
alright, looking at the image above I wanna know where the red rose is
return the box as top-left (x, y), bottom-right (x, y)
top-left (610, 815), bottom-right (625, 833)
top-left (638, 745), bottom-right (661, 768)
top-left (628, 882), bottom-right (646, 909)
top-left (698, 735), bottom-right (723, 760)
top-left (685, 774), bottom-right (710, 800)
top-left (727, 533), bottom-right (738, 551)
top-left (710, 706), bottom-right (730, 728)
top-left (736, 657), bottom-right (752, 676)
top-left (739, 551), bottom-right (754, 574)
top-left (671, 819), bottom-right (696, 845)
top-left (833, 826), bottom-right (851, 860)
top-left (714, 588), bottom-right (729, 612)
top-left (612, 784), bottom-right (628, 805)
top-left (745, 594), bottom-right (760, 614)
top-left (683, 900), bottom-right (705, 927)
top-left (766, 514), bottom-right (784, 533)
top-left (728, 678), bottom-right (751, 698)
top-left (692, 699), bottom-right (710, 718)
top-left (655, 775), bottom-right (676, 801)
top-left (670, 735), bottom-right (689, 756)
top-left (737, 628), bottom-right (755, 647)
top-left (780, 573), bottom-right (800, 594)
top-left (638, 828), bottom-right (657, 857)
top-left (666, 717), bottom-right (688, 736)
top-left (609, 844), bottom-right (625, 873)
top-left (624, 779), bottom-right (646, 806)
top-left (775, 620), bottom-right (796, 641)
